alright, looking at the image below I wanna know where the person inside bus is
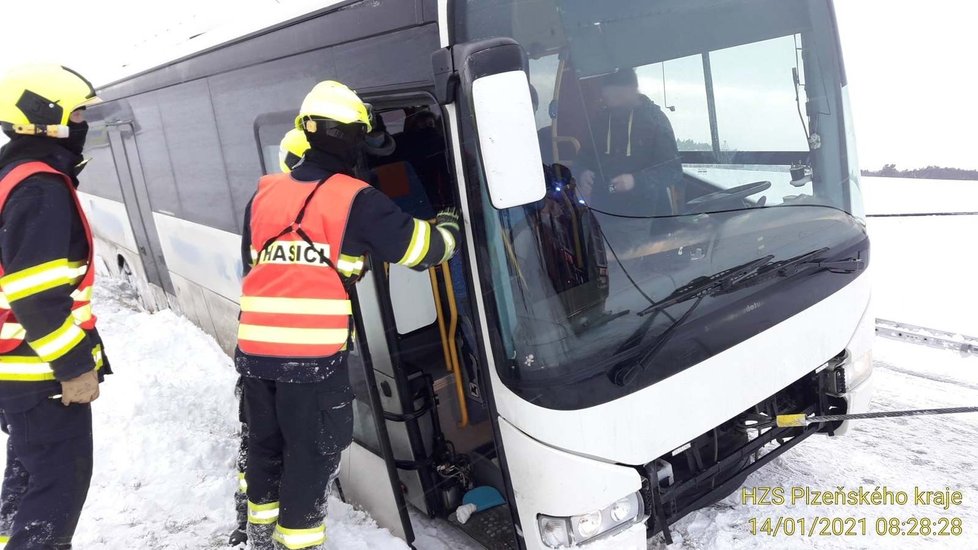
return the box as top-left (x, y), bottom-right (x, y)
top-left (393, 109), bottom-right (453, 210)
top-left (576, 68), bottom-right (684, 218)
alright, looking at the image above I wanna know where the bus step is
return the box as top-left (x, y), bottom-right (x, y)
top-left (448, 503), bottom-right (518, 550)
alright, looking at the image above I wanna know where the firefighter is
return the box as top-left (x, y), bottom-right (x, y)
top-left (0, 64), bottom-right (110, 549)
top-left (236, 80), bottom-right (460, 550)
top-left (230, 128), bottom-right (312, 547)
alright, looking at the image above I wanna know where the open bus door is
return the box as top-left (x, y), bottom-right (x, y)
top-left (341, 265), bottom-right (417, 542)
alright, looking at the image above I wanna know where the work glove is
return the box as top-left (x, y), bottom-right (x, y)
top-left (435, 207), bottom-right (461, 233)
top-left (434, 208), bottom-right (461, 265)
top-left (61, 369), bottom-right (100, 406)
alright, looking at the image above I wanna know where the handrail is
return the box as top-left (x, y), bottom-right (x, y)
top-left (441, 262), bottom-right (470, 428)
top-left (428, 268), bottom-right (453, 376)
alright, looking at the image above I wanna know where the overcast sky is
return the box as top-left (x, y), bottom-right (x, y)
top-left (1, 0), bottom-right (976, 170)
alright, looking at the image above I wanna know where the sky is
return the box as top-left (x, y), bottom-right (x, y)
top-left (0, 0), bottom-right (976, 170)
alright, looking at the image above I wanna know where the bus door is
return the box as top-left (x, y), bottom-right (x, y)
top-left (346, 96), bottom-right (517, 548)
top-left (105, 123), bottom-right (175, 295)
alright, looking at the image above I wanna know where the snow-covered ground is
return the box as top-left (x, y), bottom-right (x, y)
top-left (1, 178), bottom-right (974, 549)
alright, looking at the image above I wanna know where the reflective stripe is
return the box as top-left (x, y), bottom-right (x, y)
top-left (247, 501), bottom-right (280, 525)
top-left (336, 254), bottom-right (364, 277)
top-left (72, 303), bottom-right (94, 323)
top-left (70, 285), bottom-right (94, 302)
top-left (0, 345), bottom-right (103, 381)
top-left (0, 533), bottom-right (8, 546)
top-left (0, 259), bottom-right (73, 302)
top-left (66, 261), bottom-right (88, 283)
top-left (240, 297), bottom-right (351, 316)
top-left (399, 220), bottom-right (431, 268)
top-left (238, 324), bottom-right (347, 346)
top-left (238, 472), bottom-right (247, 493)
top-left (273, 524), bottom-right (326, 549)
top-left (0, 322), bottom-right (26, 340)
top-left (28, 318), bottom-right (86, 362)
top-left (437, 226), bottom-right (456, 264)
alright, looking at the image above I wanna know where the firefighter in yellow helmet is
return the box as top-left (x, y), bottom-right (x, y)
top-left (0, 64), bottom-right (110, 548)
top-left (229, 128), bottom-right (312, 547)
top-left (236, 81), bottom-right (459, 549)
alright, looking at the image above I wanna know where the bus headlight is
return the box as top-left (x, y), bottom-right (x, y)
top-left (844, 350), bottom-right (873, 390)
top-left (537, 492), bottom-right (643, 547)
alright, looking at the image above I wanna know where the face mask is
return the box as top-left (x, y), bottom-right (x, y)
top-left (64, 121), bottom-right (89, 155)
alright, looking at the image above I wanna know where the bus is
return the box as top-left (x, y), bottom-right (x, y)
top-left (78, 0), bottom-right (873, 548)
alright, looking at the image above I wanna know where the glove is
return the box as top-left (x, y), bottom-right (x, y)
top-left (436, 207), bottom-right (460, 233)
top-left (61, 369), bottom-right (100, 405)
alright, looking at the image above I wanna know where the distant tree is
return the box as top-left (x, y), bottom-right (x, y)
top-left (861, 164), bottom-right (978, 181)
top-left (676, 138), bottom-right (712, 151)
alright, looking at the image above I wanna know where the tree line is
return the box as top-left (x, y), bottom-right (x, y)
top-left (861, 164), bottom-right (978, 181)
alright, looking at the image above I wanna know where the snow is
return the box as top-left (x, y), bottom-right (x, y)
top-left (0, 278), bottom-right (412, 549)
top-left (1, 177), bottom-right (975, 549)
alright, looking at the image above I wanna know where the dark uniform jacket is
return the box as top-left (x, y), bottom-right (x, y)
top-left (0, 136), bottom-right (110, 412)
top-left (581, 95), bottom-right (684, 217)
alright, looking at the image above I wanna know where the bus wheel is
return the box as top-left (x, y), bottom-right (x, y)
top-left (118, 256), bottom-right (136, 288)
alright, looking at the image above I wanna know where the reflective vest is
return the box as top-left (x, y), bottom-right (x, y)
top-left (0, 161), bottom-right (100, 379)
top-left (237, 173), bottom-right (368, 358)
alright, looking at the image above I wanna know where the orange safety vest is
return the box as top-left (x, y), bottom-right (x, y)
top-left (237, 173), bottom-right (368, 358)
top-left (0, 162), bottom-right (97, 357)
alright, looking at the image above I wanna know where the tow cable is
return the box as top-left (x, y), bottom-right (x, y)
top-left (777, 406), bottom-right (978, 428)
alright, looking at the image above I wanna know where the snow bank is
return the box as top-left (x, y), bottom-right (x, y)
top-left (0, 277), bottom-right (408, 549)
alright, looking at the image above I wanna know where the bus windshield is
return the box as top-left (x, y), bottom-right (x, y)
top-left (455, 0), bottom-right (868, 409)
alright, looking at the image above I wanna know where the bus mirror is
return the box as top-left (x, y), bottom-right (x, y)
top-left (471, 71), bottom-right (546, 209)
top-left (433, 37), bottom-right (545, 208)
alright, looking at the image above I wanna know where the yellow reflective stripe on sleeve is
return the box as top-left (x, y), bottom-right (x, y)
top-left (437, 226), bottom-right (456, 264)
top-left (0, 533), bottom-right (9, 545)
top-left (336, 254), bottom-right (364, 277)
top-left (0, 322), bottom-right (26, 341)
top-left (273, 524), bottom-right (326, 549)
top-left (28, 318), bottom-right (86, 362)
top-left (66, 261), bottom-right (88, 284)
top-left (27, 318), bottom-right (86, 363)
top-left (239, 297), bottom-right (351, 316)
top-left (398, 219), bottom-right (431, 268)
top-left (238, 472), bottom-right (248, 493)
top-left (0, 344), bottom-right (103, 382)
top-left (238, 325), bottom-right (348, 345)
top-left (247, 501), bottom-right (280, 525)
top-left (0, 259), bottom-right (73, 302)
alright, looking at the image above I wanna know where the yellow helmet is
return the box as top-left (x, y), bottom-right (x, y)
top-left (295, 80), bottom-right (371, 133)
top-left (278, 128), bottom-right (310, 173)
top-left (0, 64), bottom-right (101, 138)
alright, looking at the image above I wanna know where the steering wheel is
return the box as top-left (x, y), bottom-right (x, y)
top-left (686, 180), bottom-right (772, 211)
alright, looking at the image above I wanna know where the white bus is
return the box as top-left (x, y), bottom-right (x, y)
top-left (78, 0), bottom-right (873, 548)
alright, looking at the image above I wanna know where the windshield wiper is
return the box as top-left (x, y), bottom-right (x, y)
top-left (610, 249), bottom-right (862, 386)
top-left (608, 255), bottom-right (774, 384)
top-left (636, 255), bottom-right (775, 318)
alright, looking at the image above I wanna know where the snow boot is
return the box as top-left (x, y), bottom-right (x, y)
top-left (228, 526), bottom-right (247, 547)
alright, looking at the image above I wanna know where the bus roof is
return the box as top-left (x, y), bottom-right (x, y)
top-left (96, 0), bottom-right (351, 89)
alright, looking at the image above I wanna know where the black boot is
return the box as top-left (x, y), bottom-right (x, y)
top-left (228, 526), bottom-right (248, 547)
